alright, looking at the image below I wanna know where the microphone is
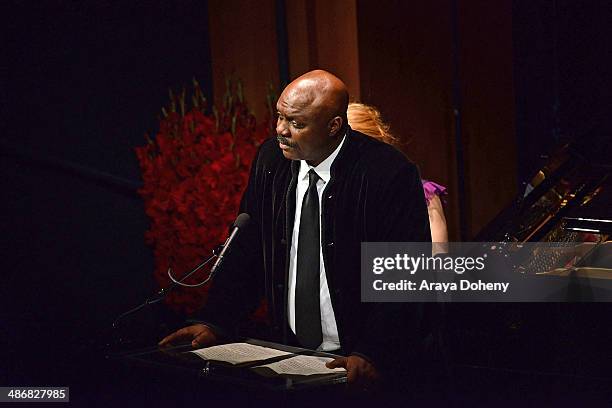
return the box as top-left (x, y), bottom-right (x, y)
top-left (110, 213), bottom-right (251, 331)
top-left (209, 213), bottom-right (251, 277)
top-left (164, 212), bottom-right (252, 289)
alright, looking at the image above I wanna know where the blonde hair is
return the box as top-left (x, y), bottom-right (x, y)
top-left (347, 102), bottom-right (400, 146)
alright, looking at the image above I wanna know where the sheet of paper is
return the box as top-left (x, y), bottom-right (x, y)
top-left (189, 343), bottom-right (292, 365)
top-left (254, 355), bottom-right (347, 376)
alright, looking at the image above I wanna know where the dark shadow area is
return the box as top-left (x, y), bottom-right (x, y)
top-left (1, 0), bottom-right (212, 396)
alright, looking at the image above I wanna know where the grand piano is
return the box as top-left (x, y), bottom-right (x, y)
top-left (471, 129), bottom-right (611, 283)
top-left (446, 132), bottom-right (612, 398)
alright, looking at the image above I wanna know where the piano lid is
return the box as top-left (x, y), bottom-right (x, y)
top-left (475, 132), bottom-right (611, 243)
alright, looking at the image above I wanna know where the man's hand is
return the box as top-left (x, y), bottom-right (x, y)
top-left (158, 324), bottom-right (218, 348)
top-left (326, 355), bottom-right (381, 390)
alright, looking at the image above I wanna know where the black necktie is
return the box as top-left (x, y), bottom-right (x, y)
top-left (295, 169), bottom-right (323, 349)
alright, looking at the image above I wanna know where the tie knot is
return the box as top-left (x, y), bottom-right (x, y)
top-left (307, 169), bottom-right (320, 185)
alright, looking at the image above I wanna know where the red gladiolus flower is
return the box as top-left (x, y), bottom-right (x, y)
top-left (135, 85), bottom-right (271, 316)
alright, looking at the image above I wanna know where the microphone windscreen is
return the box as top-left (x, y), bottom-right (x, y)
top-left (234, 213), bottom-right (251, 229)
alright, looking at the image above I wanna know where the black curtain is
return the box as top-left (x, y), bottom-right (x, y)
top-left (513, 0), bottom-right (612, 183)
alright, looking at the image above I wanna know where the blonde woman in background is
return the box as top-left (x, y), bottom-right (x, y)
top-left (348, 102), bottom-right (449, 243)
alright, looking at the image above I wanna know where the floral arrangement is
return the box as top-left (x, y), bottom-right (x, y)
top-left (135, 79), bottom-right (273, 315)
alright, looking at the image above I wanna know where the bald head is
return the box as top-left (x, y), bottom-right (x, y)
top-left (275, 70), bottom-right (349, 166)
top-left (282, 69), bottom-right (349, 121)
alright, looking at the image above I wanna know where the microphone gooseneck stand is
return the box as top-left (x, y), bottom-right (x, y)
top-left (107, 213), bottom-right (251, 351)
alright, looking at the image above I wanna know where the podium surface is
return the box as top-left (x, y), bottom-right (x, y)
top-left (109, 338), bottom-right (347, 393)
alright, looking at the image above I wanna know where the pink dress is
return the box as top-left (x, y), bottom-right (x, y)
top-left (421, 180), bottom-right (447, 206)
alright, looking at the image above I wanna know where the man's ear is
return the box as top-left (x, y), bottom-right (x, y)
top-left (328, 116), bottom-right (343, 136)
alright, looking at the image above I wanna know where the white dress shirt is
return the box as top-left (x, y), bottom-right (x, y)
top-left (288, 135), bottom-right (346, 351)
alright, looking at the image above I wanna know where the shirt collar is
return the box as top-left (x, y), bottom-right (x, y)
top-left (298, 133), bottom-right (347, 183)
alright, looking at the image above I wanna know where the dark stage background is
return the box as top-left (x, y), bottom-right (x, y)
top-left (1, 0), bottom-right (213, 392)
top-left (2, 0), bottom-right (611, 402)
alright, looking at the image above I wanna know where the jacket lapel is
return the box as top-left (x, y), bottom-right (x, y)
top-left (273, 159), bottom-right (299, 343)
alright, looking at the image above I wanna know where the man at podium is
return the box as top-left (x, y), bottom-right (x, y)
top-left (160, 69), bottom-right (433, 390)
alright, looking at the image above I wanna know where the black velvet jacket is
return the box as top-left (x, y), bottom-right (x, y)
top-left (200, 128), bottom-right (432, 372)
